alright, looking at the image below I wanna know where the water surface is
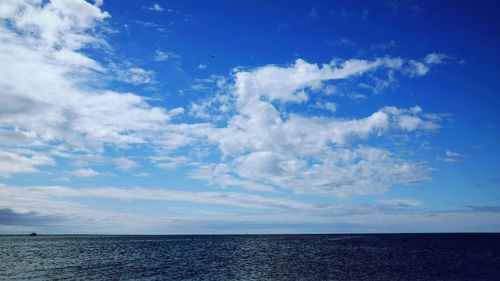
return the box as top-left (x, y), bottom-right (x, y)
top-left (1, 234), bottom-right (499, 280)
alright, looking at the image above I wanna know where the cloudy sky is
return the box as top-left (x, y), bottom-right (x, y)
top-left (0, 0), bottom-right (499, 234)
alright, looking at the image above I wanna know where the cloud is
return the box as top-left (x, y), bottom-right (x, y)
top-left (377, 199), bottom-right (423, 208)
top-left (406, 53), bottom-right (448, 76)
top-left (0, 151), bottom-right (55, 178)
top-left (231, 58), bottom-right (403, 111)
top-left (0, 208), bottom-right (63, 226)
top-left (464, 205), bottom-right (500, 213)
top-left (147, 3), bottom-right (163, 12)
top-left (407, 60), bottom-right (429, 76)
top-left (307, 7), bottom-right (319, 20)
top-left (177, 57), bottom-right (445, 197)
top-left (1, 183), bottom-right (499, 233)
top-left (113, 157), bottom-right (138, 170)
top-left (325, 38), bottom-right (356, 47)
top-left (0, 184), bottom-right (315, 212)
top-left (0, 1), bottom-right (450, 206)
top-left (438, 150), bottom-right (462, 162)
top-left (424, 53), bottom-right (448, 64)
top-left (0, 0), bottom-right (109, 50)
top-left (366, 40), bottom-right (397, 52)
top-left (0, 0), bottom-right (172, 154)
top-left (69, 168), bottom-right (99, 177)
top-left (108, 63), bottom-right (155, 85)
top-left (198, 64), bottom-right (207, 69)
top-left (154, 50), bottom-right (179, 61)
top-left (150, 155), bottom-right (192, 170)
top-left (189, 163), bottom-right (276, 192)
top-left (314, 101), bottom-right (337, 113)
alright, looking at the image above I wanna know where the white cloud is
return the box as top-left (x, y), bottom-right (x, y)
top-left (424, 53), bottom-right (447, 64)
top-left (406, 53), bottom-right (449, 76)
top-left (113, 157), bottom-right (137, 170)
top-left (228, 146), bottom-right (429, 198)
top-left (446, 150), bottom-right (461, 157)
top-left (377, 199), bottom-right (423, 207)
top-left (314, 101), bottom-right (337, 113)
top-left (154, 50), bottom-right (179, 61)
top-left (439, 150), bottom-right (462, 163)
top-left (198, 64), bottom-right (207, 69)
top-left (407, 60), bottom-right (429, 76)
top-left (0, 0), bottom-right (110, 50)
top-left (108, 63), bottom-right (155, 85)
top-left (193, 58), bottom-right (445, 197)
top-left (2, 183), bottom-right (500, 233)
top-left (0, 184), bottom-right (313, 212)
top-left (69, 168), bottom-right (99, 177)
top-left (0, 1), bottom-right (449, 201)
top-left (0, 0), bottom-right (172, 154)
top-left (0, 151), bottom-right (55, 178)
top-left (189, 163), bottom-right (275, 192)
top-left (232, 58), bottom-right (403, 112)
top-left (168, 107), bottom-right (185, 117)
top-left (381, 106), bottom-right (440, 131)
top-left (151, 155), bottom-right (191, 170)
top-left (147, 3), bottom-right (163, 12)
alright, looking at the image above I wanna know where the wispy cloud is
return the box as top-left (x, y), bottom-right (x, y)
top-left (1, 183), bottom-right (499, 233)
top-left (154, 50), bottom-right (180, 61)
top-left (325, 38), bottom-right (356, 47)
top-left (307, 7), bottom-right (319, 20)
top-left (438, 150), bottom-right (463, 163)
top-left (0, 151), bottom-right (55, 178)
top-left (146, 3), bottom-right (163, 12)
top-left (68, 168), bottom-right (99, 178)
top-left (108, 63), bottom-right (155, 85)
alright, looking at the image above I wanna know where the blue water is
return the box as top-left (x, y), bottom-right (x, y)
top-left (1, 234), bottom-right (499, 280)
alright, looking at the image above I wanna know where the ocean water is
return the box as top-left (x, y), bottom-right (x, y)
top-left (1, 234), bottom-right (499, 280)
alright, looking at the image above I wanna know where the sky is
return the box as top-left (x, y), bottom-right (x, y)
top-left (0, 0), bottom-right (499, 234)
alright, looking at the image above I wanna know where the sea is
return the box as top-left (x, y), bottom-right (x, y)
top-left (1, 233), bottom-right (499, 280)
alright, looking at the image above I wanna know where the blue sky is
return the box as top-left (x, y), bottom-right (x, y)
top-left (0, 0), bottom-right (499, 234)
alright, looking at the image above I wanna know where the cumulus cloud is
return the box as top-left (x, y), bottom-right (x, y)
top-left (0, 0), bottom-right (172, 153)
top-left (190, 58), bottom-right (443, 197)
top-left (231, 58), bottom-right (404, 112)
top-left (0, 151), bottom-right (55, 178)
top-left (406, 53), bottom-right (448, 76)
top-left (314, 101), bottom-right (338, 113)
top-left (113, 157), bottom-right (138, 170)
top-left (0, 1), bottom-right (449, 205)
top-left (189, 163), bottom-right (276, 192)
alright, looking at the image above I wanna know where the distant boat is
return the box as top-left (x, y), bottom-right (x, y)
top-left (29, 232), bottom-right (37, 236)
